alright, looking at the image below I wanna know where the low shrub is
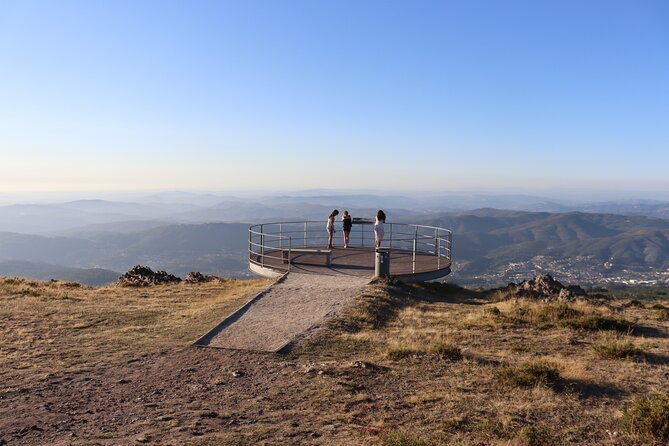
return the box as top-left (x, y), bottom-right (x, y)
top-left (623, 392), bottom-right (669, 441)
top-left (496, 360), bottom-right (561, 389)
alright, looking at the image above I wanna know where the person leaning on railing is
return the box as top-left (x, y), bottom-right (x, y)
top-left (327, 209), bottom-right (339, 249)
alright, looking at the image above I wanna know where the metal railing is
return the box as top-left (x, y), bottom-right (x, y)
top-left (249, 220), bottom-right (452, 274)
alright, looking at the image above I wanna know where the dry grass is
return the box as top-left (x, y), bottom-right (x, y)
top-left (495, 360), bottom-right (562, 389)
top-left (623, 392), bottom-right (669, 442)
top-left (0, 276), bottom-right (271, 392)
top-left (295, 282), bottom-right (669, 445)
top-left (592, 334), bottom-right (645, 360)
top-left (1, 276), bottom-right (668, 446)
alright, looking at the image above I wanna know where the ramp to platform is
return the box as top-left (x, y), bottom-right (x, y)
top-left (194, 273), bottom-right (369, 352)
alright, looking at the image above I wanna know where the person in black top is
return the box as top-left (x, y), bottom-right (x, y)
top-left (341, 210), bottom-right (352, 248)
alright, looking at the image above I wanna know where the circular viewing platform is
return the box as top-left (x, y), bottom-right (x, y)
top-left (249, 221), bottom-right (452, 282)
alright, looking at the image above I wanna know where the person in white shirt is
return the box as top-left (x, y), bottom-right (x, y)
top-left (374, 210), bottom-right (386, 248)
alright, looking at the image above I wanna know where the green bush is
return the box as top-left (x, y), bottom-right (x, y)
top-left (623, 393), bottom-right (669, 441)
top-left (496, 360), bottom-right (561, 389)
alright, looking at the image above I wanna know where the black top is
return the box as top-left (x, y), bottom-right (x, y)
top-left (342, 216), bottom-right (353, 231)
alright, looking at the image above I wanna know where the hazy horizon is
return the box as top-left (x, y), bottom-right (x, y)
top-left (2, 187), bottom-right (669, 208)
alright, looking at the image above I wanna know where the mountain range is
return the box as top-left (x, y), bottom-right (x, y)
top-left (1, 204), bottom-right (668, 287)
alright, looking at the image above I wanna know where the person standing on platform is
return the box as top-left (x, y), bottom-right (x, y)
top-left (341, 210), bottom-right (352, 248)
top-left (326, 209), bottom-right (339, 249)
top-left (374, 210), bottom-right (386, 248)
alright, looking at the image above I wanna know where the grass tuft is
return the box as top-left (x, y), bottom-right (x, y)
top-left (431, 342), bottom-right (463, 360)
top-left (496, 360), bottom-right (561, 389)
top-left (560, 314), bottom-right (634, 333)
top-left (515, 425), bottom-right (559, 446)
top-left (381, 430), bottom-right (428, 446)
top-left (592, 335), bottom-right (644, 360)
top-left (387, 342), bottom-right (462, 361)
top-left (387, 347), bottom-right (419, 361)
top-left (623, 392), bottom-right (669, 441)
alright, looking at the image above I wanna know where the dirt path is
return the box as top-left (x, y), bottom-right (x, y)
top-left (196, 273), bottom-right (370, 352)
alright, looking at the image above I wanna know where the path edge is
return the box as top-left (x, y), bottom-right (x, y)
top-left (192, 272), bottom-right (289, 348)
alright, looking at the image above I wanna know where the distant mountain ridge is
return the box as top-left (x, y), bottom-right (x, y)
top-left (1, 209), bottom-right (669, 287)
top-left (2, 193), bottom-right (669, 235)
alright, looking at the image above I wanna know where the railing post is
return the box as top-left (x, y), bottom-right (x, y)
top-left (304, 222), bottom-right (307, 248)
top-left (361, 223), bottom-right (364, 247)
top-left (279, 223), bottom-right (283, 250)
top-left (437, 234), bottom-right (441, 269)
top-left (449, 230), bottom-right (453, 264)
top-left (249, 228), bottom-right (252, 262)
top-left (288, 237), bottom-right (292, 272)
top-left (389, 223), bottom-right (393, 249)
top-left (412, 228), bottom-right (417, 274)
top-left (260, 224), bottom-right (264, 267)
top-left (434, 228), bottom-right (438, 256)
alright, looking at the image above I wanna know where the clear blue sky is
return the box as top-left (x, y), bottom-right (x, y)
top-left (1, 0), bottom-right (668, 197)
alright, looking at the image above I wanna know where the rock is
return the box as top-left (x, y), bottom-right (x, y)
top-left (184, 271), bottom-right (221, 284)
top-left (116, 265), bottom-right (181, 287)
top-left (136, 434), bottom-right (150, 443)
top-left (494, 274), bottom-right (592, 303)
top-left (232, 370), bottom-right (245, 378)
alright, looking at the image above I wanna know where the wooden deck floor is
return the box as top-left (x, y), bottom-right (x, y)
top-left (251, 246), bottom-right (450, 278)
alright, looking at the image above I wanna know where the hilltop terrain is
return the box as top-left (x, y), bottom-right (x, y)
top-left (1, 276), bottom-right (667, 445)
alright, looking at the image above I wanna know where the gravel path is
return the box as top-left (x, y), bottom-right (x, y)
top-left (196, 273), bottom-right (369, 352)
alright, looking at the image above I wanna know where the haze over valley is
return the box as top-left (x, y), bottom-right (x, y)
top-left (2, 191), bottom-right (669, 287)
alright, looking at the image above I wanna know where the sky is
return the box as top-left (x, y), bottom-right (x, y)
top-left (1, 0), bottom-right (668, 198)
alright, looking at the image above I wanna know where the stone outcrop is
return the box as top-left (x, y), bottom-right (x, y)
top-left (116, 265), bottom-right (182, 287)
top-left (494, 274), bottom-right (589, 302)
top-left (184, 272), bottom-right (221, 284)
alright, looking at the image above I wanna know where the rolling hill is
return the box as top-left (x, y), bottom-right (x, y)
top-left (1, 209), bottom-right (669, 286)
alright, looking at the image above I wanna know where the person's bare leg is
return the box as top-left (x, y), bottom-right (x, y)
top-left (328, 231), bottom-right (334, 249)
